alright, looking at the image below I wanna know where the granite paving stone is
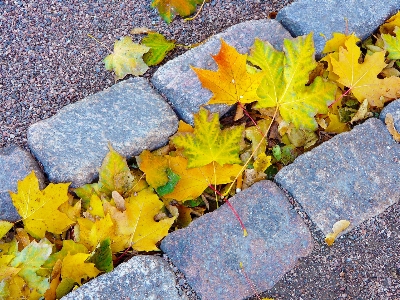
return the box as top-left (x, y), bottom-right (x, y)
top-left (275, 118), bottom-right (400, 237)
top-left (0, 145), bottom-right (45, 222)
top-left (61, 255), bottom-right (188, 300)
top-left (161, 180), bottom-right (313, 300)
top-left (380, 99), bottom-right (400, 131)
top-left (276, 0), bottom-right (400, 56)
top-left (151, 19), bottom-right (292, 124)
top-left (27, 77), bottom-right (178, 188)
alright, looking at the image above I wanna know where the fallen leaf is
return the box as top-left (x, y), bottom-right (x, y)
top-left (192, 39), bottom-right (264, 105)
top-left (61, 252), bottom-right (100, 285)
top-left (164, 155), bottom-right (242, 201)
top-left (85, 238), bottom-right (113, 273)
top-left (249, 34), bottom-right (336, 130)
top-left (380, 11), bottom-right (400, 34)
top-left (10, 238), bottom-right (53, 295)
top-left (103, 188), bottom-right (175, 252)
top-left (172, 108), bottom-right (244, 168)
top-left (330, 35), bottom-right (400, 106)
top-left (323, 32), bottom-right (360, 53)
top-left (253, 152), bottom-right (272, 173)
top-left (43, 240), bottom-right (88, 270)
top-left (151, 0), bottom-right (204, 23)
top-left (0, 221), bottom-right (13, 239)
top-left (74, 214), bottom-right (114, 252)
top-left (325, 113), bottom-right (350, 134)
top-left (103, 36), bottom-right (149, 80)
top-left (325, 220), bottom-right (350, 246)
top-left (350, 99), bottom-right (373, 124)
top-left (142, 32), bottom-right (175, 66)
top-left (382, 27), bottom-right (400, 59)
top-left (97, 144), bottom-right (135, 197)
top-left (9, 171), bottom-right (74, 239)
top-left (385, 113), bottom-right (400, 142)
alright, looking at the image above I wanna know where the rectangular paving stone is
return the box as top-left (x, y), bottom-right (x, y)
top-left (275, 118), bottom-right (400, 236)
top-left (28, 77), bottom-right (178, 188)
top-left (151, 19), bottom-right (292, 124)
top-left (277, 0), bottom-right (400, 56)
top-left (161, 180), bottom-right (313, 300)
top-left (62, 256), bottom-right (188, 300)
top-left (0, 145), bottom-right (45, 222)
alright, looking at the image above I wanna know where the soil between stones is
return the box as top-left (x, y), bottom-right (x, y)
top-left (1, 1), bottom-right (400, 299)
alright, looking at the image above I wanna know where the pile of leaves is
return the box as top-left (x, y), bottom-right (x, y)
top-left (2, 10), bottom-right (400, 300)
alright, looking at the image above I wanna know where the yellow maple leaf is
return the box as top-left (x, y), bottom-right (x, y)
top-left (165, 156), bottom-right (243, 201)
top-left (9, 171), bottom-right (74, 239)
top-left (172, 108), bottom-right (244, 168)
top-left (103, 188), bottom-right (175, 252)
top-left (136, 150), bottom-right (169, 189)
top-left (323, 32), bottom-right (360, 53)
top-left (325, 113), bottom-right (350, 134)
top-left (61, 253), bottom-right (100, 285)
top-left (103, 36), bottom-right (149, 80)
top-left (380, 11), bottom-right (400, 34)
top-left (74, 214), bottom-right (114, 252)
top-left (249, 34), bottom-right (336, 130)
top-left (191, 39), bottom-right (264, 105)
top-left (330, 35), bottom-right (400, 107)
top-left (0, 221), bottom-right (13, 239)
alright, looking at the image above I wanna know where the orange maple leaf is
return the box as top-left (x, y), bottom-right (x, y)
top-left (191, 39), bottom-right (264, 105)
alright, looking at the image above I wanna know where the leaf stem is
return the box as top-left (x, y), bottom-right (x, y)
top-left (224, 106), bottom-right (279, 197)
top-left (238, 102), bottom-right (264, 136)
top-left (184, 0), bottom-right (207, 22)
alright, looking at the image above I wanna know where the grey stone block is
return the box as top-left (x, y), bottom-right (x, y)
top-left (151, 19), bottom-right (292, 124)
top-left (0, 145), bottom-right (45, 222)
top-left (28, 78), bottom-right (178, 188)
top-left (161, 181), bottom-right (313, 300)
top-left (61, 255), bottom-right (188, 300)
top-left (276, 0), bottom-right (400, 56)
top-left (275, 118), bottom-right (400, 236)
top-left (380, 99), bottom-right (400, 131)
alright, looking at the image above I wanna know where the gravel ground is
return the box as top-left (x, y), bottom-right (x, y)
top-left (2, 1), bottom-right (400, 300)
top-left (0, 0), bottom-right (292, 148)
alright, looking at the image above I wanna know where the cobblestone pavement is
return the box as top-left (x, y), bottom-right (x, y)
top-left (1, 1), bottom-right (400, 299)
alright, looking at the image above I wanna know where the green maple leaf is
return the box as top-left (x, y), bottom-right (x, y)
top-left (104, 36), bottom-right (149, 80)
top-left (151, 0), bottom-right (204, 23)
top-left (142, 33), bottom-right (176, 66)
top-left (382, 27), bottom-right (400, 59)
top-left (172, 108), bottom-right (244, 168)
top-left (248, 33), bottom-right (336, 130)
top-left (10, 239), bottom-right (53, 295)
